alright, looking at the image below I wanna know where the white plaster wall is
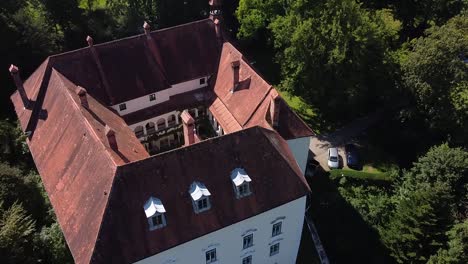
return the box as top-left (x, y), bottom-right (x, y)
top-left (287, 137), bottom-right (311, 175)
top-left (135, 196), bottom-right (307, 264)
top-left (111, 76), bottom-right (208, 115)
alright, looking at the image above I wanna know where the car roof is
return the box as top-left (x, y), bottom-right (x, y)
top-left (329, 147), bottom-right (338, 156)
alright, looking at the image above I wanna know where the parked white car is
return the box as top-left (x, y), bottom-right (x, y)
top-left (327, 147), bottom-right (339, 169)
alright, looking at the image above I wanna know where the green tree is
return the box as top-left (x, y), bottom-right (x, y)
top-left (400, 14), bottom-right (468, 142)
top-left (237, 0), bottom-right (402, 123)
top-left (428, 220), bottom-right (468, 264)
top-left (39, 223), bottom-right (73, 264)
top-left (381, 183), bottom-right (454, 263)
top-left (0, 202), bottom-right (36, 263)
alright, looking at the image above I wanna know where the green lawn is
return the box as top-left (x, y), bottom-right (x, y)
top-left (329, 169), bottom-right (391, 181)
top-left (278, 90), bottom-right (324, 134)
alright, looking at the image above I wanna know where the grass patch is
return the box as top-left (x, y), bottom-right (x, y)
top-left (278, 90), bottom-right (325, 133)
top-left (329, 169), bottom-right (391, 182)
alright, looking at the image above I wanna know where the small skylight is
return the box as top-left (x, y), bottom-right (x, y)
top-left (231, 168), bottom-right (252, 199)
top-left (143, 197), bottom-right (167, 230)
top-left (189, 181), bottom-right (211, 213)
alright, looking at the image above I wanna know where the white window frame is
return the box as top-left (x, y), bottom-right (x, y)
top-left (269, 243), bottom-right (280, 256)
top-left (242, 255), bottom-right (252, 264)
top-left (119, 103), bottom-right (127, 111)
top-left (272, 222), bottom-right (282, 237)
top-left (236, 182), bottom-right (251, 198)
top-left (148, 212), bottom-right (166, 230)
top-left (243, 233), bottom-right (253, 249)
top-left (206, 248), bottom-right (217, 263)
top-left (194, 196), bottom-right (211, 213)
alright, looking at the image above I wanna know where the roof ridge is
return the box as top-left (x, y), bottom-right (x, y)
top-left (52, 68), bottom-right (119, 167)
top-left (50, 68), bottom-right (120, 264)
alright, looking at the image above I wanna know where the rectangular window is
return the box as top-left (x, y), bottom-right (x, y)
top-left (272, 222), bottom-right (282, 237)
top-left (269, 243), bottom-right (280, 256)
top-left (119, 103), bottom-right (127, 111)
top-left (242, 255), bottom-right (252, 264)
top-left (206, 249), bottom-right (217, 263)
top-left (149, 94), bottom-right (156, 101)
top-left (197, 197), bottom-right (209, 211)
top-left (200, 78), bottom-right (206, 85)
top-left (243, 234), bottom-right (253, 249)
top-left (148, 213), bottom-right (166, 230)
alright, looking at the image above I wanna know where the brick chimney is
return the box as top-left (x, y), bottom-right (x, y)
top-left (86, 35), bottom-right (94, 47)
top-left (9, 65), bottom-right (30, 109)
top-left (143, 21), bottom-right (151, 38)
top-left (231, 60), bottom-right (240, 92)
top-left (181, 110), bottom-right (195, 146)
top-left (214, 19), bottom-right (223, 44)
top-left (76, 86), bottom-right (89, 109)
top-left (105, 125), bottom-right (118, 151)
top-left (270, 89), bottom-right (281, 129)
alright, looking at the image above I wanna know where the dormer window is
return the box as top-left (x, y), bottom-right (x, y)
top-left (189, 181), bottom-right (211, 214)
top-left (231, 168), bottom-right (252, 199)
top-left (119, 103), bottom-right (127, 111)
top-left (143, 197), bottom-right (167, 230)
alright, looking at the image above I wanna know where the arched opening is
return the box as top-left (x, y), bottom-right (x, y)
top-left (146, 122), bottom-right (156, 135)
top-left (167, 114), bottom-right (177, 127)
top-left (134, 126), bottom-right (144, 138)
top-left (157, 118), bottom-right (166, 131)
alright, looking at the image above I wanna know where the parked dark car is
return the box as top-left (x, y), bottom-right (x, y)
top-left (345, 144), bottom-right (359, 169)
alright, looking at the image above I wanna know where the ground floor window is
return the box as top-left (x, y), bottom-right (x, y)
top-left (206, 248), bottom-right (217, 263)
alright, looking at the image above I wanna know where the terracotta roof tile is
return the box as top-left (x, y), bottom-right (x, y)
top-left (208, 97), bottom-right (242, 133)
top-left (91, 127), bottom-right (309, 263)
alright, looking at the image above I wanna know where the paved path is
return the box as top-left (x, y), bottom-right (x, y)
top-left (304, 209), bottom-right (330, 264)
top-left (309, 109), bottom-right (386, 170)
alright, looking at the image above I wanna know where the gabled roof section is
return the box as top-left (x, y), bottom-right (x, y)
top-left (246, 89), bottom-right (315, 140)
top-left (90, 127), bottom-right (310, 263)
top-left (17, 19), bottom-right (219, 106)
top-left (213, 42), bottom-right (272, 126)
top-left (18, 69), bottom-right (119, 264)
top-left (208, 97), bottom-right (242, 133)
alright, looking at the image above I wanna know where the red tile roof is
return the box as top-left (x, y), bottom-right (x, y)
top-left (9, 16), bottom-right (314, 264)
top-left (90, 127), bottom-right (309, 263)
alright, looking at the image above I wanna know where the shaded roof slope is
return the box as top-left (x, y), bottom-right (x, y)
top-left (17, 19), bottom-right (219, 106)
top-left (15, 69), bottom-right (119, 264)
top-left (90, 127), bottom-right (310, 263)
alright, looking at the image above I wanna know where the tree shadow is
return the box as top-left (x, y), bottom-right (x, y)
top-left (306, 171), bottom-right (393, 263)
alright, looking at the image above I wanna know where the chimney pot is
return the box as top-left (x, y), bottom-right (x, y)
top-left (76, 86), bottom-right (89, 109)
top-left (143, 21), bottom-right (151, 37)
top-left (86, 36), bottom-right (94, 47)
top-left (181, 110), bottom-right (196, 146)
top-left (270, 89), bottom-right (281, 128)
top-left (231, 60), bottom-right (240, 92)
top-left (9, 64), bottom-right (30, 108)
top-left (105, 125), bottom-right (118, 150)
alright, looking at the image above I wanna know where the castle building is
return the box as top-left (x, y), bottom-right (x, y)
top-left (9, 1), bottom-right (314, 263)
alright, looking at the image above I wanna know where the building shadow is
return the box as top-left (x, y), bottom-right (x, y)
top-left (305, 171), bottom-right (393, 264)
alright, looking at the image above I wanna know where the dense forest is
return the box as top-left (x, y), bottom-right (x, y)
top-left (0, 0), bottom-right (467, 263)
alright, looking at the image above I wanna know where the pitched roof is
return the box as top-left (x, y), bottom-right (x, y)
top-left (210, 43), bottom-right (314, 139)
top-left (9, 17), bottom-right (314, 264)
top-left (90, 127), bottom-right (309, 263)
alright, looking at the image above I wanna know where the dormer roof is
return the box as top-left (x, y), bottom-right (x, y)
top-left (230, 168), bottom-right (252, 186)
top-left (189, 181), bottom-right (211, 201)
top-left (143, 197), bottom-right (166, 217)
